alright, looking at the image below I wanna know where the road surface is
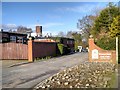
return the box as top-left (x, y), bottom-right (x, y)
top-left (2, 52), bottom-right (88, 89)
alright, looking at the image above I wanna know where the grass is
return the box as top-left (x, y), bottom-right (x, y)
top-left (105, 64), bottom-right (118, 88)
top-left (107, 72), bottom-right (118, 88)
top-left (34, 56), bottom-right (52, 61)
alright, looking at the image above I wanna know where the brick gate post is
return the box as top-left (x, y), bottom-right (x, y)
top-left (28, 38), bottom-right (34, 62)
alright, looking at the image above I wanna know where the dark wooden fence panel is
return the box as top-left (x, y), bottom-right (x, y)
top-left (33, 41), bottom-right (57, 59)
top-left (0, 43), bottom-right (28, 60)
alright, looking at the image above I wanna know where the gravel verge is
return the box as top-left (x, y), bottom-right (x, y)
top-left (34, 62), bottom-right (118, 89)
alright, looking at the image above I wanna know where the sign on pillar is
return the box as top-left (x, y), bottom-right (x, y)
top-left (92, 49), bottom-right (99, 60)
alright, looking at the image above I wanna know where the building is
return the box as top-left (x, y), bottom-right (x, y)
top-left (60, 37), bottom-right (75, 52)
top-left (0, 30), bottom-right (27, 44)
top-left (29, 26), bottom-right (42, 38)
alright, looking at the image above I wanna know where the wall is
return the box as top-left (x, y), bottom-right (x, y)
top-left (28, 39), bottom-right (57, 62)
top-left (0, 43), bottom-right (28, 60)
top-left (89, 38), bottom-right (116, 64)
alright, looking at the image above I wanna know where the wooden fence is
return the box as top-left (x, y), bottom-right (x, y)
top-left (28, 40), bottom-right (57, 62)
top-left (0, 43), bottom-right (28, 60)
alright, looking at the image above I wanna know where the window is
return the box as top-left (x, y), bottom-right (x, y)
top-left (17, 36), bottom-right (23, 43)
top-left (10, 36), bottom-right (16, 42)
top-left (70, 41), bottom-right (73, 44)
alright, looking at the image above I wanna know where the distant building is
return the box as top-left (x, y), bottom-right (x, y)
top-left (29, 26), bottom-right (42, 38)
top-left (36, 26), bottom-right (42, 37)
top-left (0, 30), bottom-right (27, 44)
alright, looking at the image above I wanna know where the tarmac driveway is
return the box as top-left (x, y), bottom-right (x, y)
top-left (2, 52), bottom-right (88, 89)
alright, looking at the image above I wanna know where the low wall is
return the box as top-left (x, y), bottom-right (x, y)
top-left (0, 43), bottom-right (28, 60)
top-left (28, 40), bottom-right (57, 62)
top-left (89, 38), bottom-right (116, 64)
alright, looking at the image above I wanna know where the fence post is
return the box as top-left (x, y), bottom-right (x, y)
top-left (28, 38), bottom-right (34, 62)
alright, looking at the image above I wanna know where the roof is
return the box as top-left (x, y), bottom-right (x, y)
top-left (0, 31), bottom-right (27, 36)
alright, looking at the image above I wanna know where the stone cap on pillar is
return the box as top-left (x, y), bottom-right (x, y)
top-left (89, 35), bottom-right (93, 38)
top-left (29, 37), bottom-right (32, 41)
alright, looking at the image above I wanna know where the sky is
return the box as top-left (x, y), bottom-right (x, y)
top-left (2, 2), bottom-right (113, 36)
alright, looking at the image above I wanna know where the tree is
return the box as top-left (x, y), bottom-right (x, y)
top-left (66, 31), bottom-right (73, 38)
top-left (109, 15), bottom-right (120, 63)
top-left (91, 2), bottom-right (120, 38)
top-left (109, 15), bottom-right (120, 37)
top-left (17, 26), bottom-right (32, 34)
top-left (77, 15), bottom-right (97, 47)
top-left (90, 2), bottom-right (120, 50)
top-left (77, 15), bottom-right (96, 36)
top-left (72, 32), bottom-right (82, 51)
top-left (57, 31), bottom-right (65, 37)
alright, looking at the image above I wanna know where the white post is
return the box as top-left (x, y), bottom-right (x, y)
top-left (116, 36), bottom-right (118, 63)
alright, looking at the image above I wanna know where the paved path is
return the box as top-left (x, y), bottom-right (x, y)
top-left (2, 52), bottom-right (88, 89)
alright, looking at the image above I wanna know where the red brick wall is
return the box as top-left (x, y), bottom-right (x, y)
top-left (28, 40), bottom-right (57, 62)
top-left (89, 38), bottom-right (116, 64)
top-left (0, 43), bottom-right (28, 60)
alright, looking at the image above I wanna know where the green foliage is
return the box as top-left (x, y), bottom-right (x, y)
top-left (91, 3), bottom-right (119, 50)
top-left (92, 3), bottom-right (120, 37)
top-left (72, 32), bottom-right (82, 51)
top-left (95, 36), bottom-right (116, 50)
top-left (109, 15), bottom-right (120, 37)
top-left (35, 56), bottom-right (52, 61)
top-left (57, 44), bottom-right (64, 55)
top-left (57, 43), bottom-right (71, 55)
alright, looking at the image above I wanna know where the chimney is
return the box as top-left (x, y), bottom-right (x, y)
top-left (36, 26), bottom-right (42, 37)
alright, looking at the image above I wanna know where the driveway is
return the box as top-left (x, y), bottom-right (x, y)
top-left (2, 52), bottom-right (88, 89)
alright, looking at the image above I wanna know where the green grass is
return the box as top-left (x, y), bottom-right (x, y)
top-left (104, 70), bottom-right (118, 88)
top-left (107, 73), bottom-right (117, 88)
top-left (34, 56), bottom-right (52, 61)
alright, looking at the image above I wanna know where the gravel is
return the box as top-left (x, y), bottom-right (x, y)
top-left (34, 62), bottom-right (117, 89)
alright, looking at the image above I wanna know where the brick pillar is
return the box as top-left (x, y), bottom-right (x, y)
top-left (112, 51), bottom-right (116, 64)
top-left (28, 38), bottom-right (34, 62)
top-left (89, 38), bottom-right (94, 62)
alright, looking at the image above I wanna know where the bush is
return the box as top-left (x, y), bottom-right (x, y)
top-left (57, 44), bottom-right (64, 55)
top-left (95, 36), bottom-right (116, 50)
top-left (57, 44), bottom-right (71, 55)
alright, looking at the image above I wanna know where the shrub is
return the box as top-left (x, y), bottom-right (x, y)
top-left (57, 44), bottom-right (71, 55)
top-left (57, 44), bottom-right (64, 55)
top-left (95, 36), bottom-right (116, 50)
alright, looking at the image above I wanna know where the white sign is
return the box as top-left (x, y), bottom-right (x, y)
top-left (92, 49), bottom-right (98, 59)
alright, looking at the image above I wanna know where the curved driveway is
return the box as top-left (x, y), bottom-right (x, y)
top-left (2, 52), bottom-right (88, 89)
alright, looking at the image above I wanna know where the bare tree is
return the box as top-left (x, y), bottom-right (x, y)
top-left (16, 26), bottom-right (32, 34)
top-left (57, 31), bottom-right (65, 37)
